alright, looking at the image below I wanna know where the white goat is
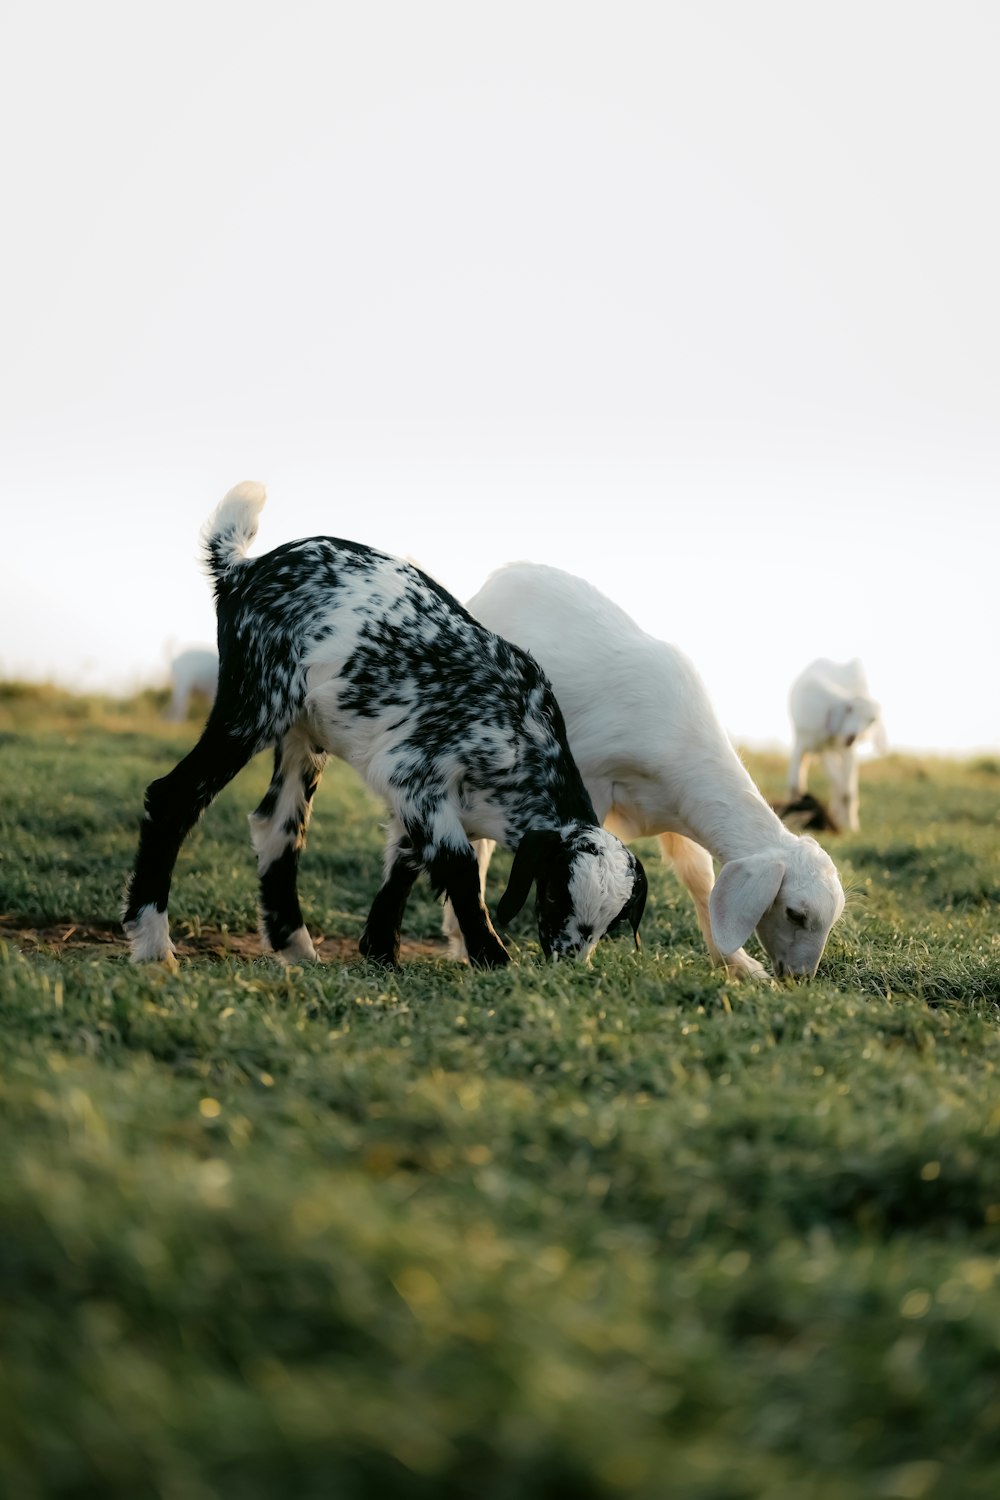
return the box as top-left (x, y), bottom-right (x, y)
top-left (445, 562), bottom-right (846, 980)
top-left (788, 658), bottom-right (886, 832)
top-left (165, 647), bottom-right (219, 721)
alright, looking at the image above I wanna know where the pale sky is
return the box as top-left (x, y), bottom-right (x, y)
top-left (2, 1), bottom-right (997, 752)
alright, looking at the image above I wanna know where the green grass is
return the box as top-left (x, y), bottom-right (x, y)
top-left (1, 686), bottom-right (999, 1498)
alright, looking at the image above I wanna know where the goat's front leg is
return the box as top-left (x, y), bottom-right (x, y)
top-left (249, 725), bottom-right (328, 962)
top-left (844, 749), bottom-right (861, 831)
top-left (441, 838), bottom-right (496, 959)
top-left (788, 738), bottom-right (810, 796)
top-left (658, 832), bottom-right (768, 980)
top-left (429, 840), bottom-right (510, 969)
top-left (823, 748), bottom-right (859, 831)
top-left (359, 823), bottom-right (422, 967)
top-left (123, 720), bottom-right (258, 962)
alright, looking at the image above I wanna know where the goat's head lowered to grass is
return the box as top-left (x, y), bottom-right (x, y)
top-left (454, 559), bottom-right (848, 984)
top-left (707, 836), bottom-right (845, 980)
top-left (495, 824), bottom-right (648, 961)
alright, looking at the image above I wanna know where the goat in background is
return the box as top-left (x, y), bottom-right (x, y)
top-left (788, 658), bottom-right (886, 832)
top-left (164, 646), bottom-right (218, 721)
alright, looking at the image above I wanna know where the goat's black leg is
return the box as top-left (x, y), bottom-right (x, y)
top-left (122, 721), bottom-right (258, 962)
top-left (359, 828), bottom-right (422, 967)
top-left (427, 844), bottom-right (510, 970)
top-left (249, 725), bottom-right (328, 961)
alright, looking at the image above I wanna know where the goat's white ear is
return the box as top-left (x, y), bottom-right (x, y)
top-left (708, 855), bottom-right (785, 956)
top-left (825, 701), bottom-right (847, 737)
top-left (872, 715), bottom-right (888, 754)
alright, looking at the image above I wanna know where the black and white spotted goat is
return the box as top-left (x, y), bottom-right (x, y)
top-left (122, 482), bottom-right (647, 968)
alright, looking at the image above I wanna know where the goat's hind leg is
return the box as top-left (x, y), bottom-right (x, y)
top-left (249, 725), bottom-right (328, 962)
top-left (123, 720), bottom-right (258, 963)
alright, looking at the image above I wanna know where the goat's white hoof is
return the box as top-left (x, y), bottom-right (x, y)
top-left (274, 926), bottom-right (318, 963)
top-left (441, 904), bottom-right (469, 962)
top-left (724, 949), bottom-right (770, 982)
top-left (125, 905), bottom-right (176, 965)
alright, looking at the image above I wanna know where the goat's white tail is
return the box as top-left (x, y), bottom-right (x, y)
top-left (203, 481), bottom-right (267, 586)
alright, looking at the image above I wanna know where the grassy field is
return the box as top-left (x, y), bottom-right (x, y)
top-left (1, 681), bottom-right (999, 1499)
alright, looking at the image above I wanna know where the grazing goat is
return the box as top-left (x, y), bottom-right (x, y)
top-left (445, 562), bottom-right (846, 980)
top-left (123, 484), bottom-right (647, 969)
top-left (165, 646), bottom-right (218, 721)
top-left (788, 658), bottom-right (886, 832)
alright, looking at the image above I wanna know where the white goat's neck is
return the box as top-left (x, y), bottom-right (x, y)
top-left (675, 745), bottom-right (791, 865)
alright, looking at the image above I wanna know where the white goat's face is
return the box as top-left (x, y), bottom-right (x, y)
top-left (839, 696), bottom-right (880, 749)
top-left (709, 837), bottom-right (845, 980)
top-left (754, 842), bottom-right (845, 978)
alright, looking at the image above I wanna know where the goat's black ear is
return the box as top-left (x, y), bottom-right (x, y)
top-left (628, 863), bottom-right (649, 948)
top-left (611, 860), bottom-right (648, 949)
top-left (496, 830), bottom-right (562, 924)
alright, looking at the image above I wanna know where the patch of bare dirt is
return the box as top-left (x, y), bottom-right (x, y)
top-left (0, 916), bottom-right (449, 964)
